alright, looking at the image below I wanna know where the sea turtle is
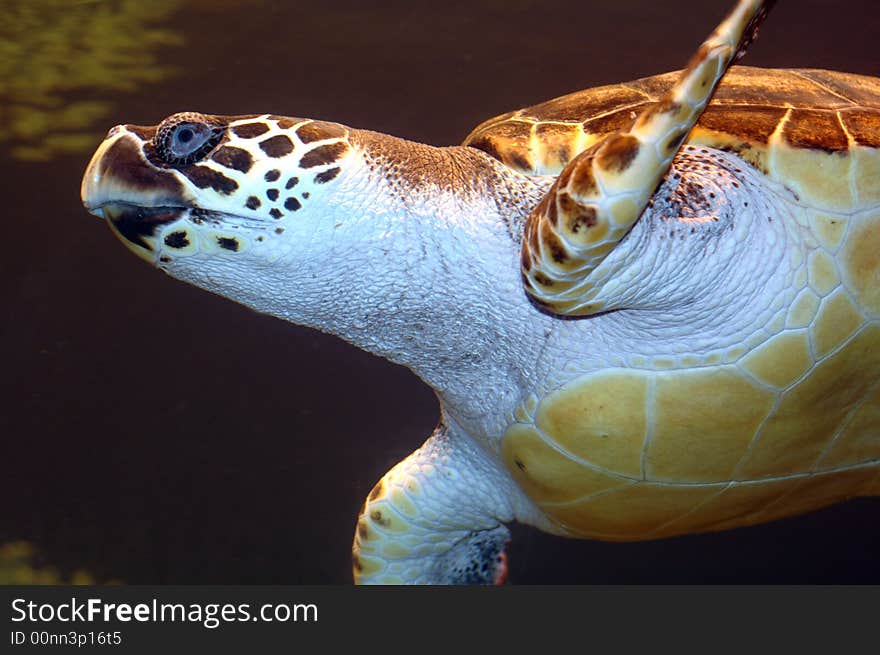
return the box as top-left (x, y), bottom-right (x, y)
top-left (80, 0), bottom-right (879, 584)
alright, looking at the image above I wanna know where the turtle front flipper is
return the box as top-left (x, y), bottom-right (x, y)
top-left (522, 0), bottom-right (774, 316)
top-left (352, 421), bottom-right (520, 585)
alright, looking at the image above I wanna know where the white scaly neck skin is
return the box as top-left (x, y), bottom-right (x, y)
top-left (158, 133), bottom-right (555, 434)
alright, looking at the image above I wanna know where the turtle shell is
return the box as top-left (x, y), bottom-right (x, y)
top-left (465, 66), bottom-right (880, 212)
top-left (484, 66), bottom-right (880, 540)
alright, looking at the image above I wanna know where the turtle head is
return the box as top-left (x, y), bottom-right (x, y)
top-left (81, 111), bottom-right (354, 265)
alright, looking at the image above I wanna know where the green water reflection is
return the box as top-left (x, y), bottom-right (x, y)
top-left (0, 0), bottom-right (181, 161)
top-left (0, 541), bottom-right (117, 585)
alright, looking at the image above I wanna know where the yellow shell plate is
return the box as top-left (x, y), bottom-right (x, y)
top-left (502, 323), bottom-right (880, 540)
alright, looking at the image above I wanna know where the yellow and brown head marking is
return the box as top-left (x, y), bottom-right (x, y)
top-left (300, 142), bottom-right (349, 168)
top-left (231, 122), bottom-right (270, 139)
top-left (211, 145), bottom-right (253, 173)
top-left (258, 134), bottom-right (295, 158)
top-left (82, 109), bottom-right (357, 263)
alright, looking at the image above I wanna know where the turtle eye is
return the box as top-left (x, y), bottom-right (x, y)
top-left (154, 112), bottom-right (224, 166)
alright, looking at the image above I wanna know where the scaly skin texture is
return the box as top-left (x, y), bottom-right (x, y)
top-left (520, 0), bottom-right (772, 315)
top-left (80, 0), bottom-right (879, 583)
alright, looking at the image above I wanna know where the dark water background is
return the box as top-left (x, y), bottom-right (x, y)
top-left (2, 0), bottom-right (879, 584)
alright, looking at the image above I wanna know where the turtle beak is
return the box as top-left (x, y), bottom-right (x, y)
top-left (81, 126), bottom-right (130, 215)
top-left (81, 126), bottom-right (193, 262)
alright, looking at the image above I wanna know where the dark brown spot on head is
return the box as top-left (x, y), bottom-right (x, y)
top-left (284, 197), bottom-right (301, 211)
top-left (245, 196), bottom-right (261, 210)
top-left (271, 116), bottom-right (300, 129)
top-left (265, 169), bottom-right (280, 182)
top-left (181, 165), bottom-right (239, 195)
top-left (231, 122), bottom-right (270, 139)
top-left (596, 134), bottom-right (640, 173)
top-left (296, 120), bottom-right (347, 143)
top-left (299, 142), bottom-right (349, 168)
top-left (259, 134), bottom-right (294, 158)
top-left (275, 227), bottom-right (284, 234)
top-left (164, 231), bottom-right (189, 249)
top-left (314, 167), bottom-right (340, 184)
top-left (514, 458), bottom-right (526, 471)
top-left (285, 176), bottom-right (299, 189)
top-left (211, 145), bottom-right (252, 173)
top-left (217, 237), bottom-right (239, 252)
top-left (269, 208), bottom-right (283, 219)
top-left (266, 188), bottom-right (279, 201)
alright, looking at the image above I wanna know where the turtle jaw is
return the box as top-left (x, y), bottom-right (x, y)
top-left (100, 203), bottom-right (187, 263)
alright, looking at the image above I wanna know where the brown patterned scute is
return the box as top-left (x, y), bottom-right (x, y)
top-left (464, 67), bottom-right (880, 174)
top-left (583, 108), bottom-right (645, 136)
top-left (526, 84), bottom-right (648, 123)
top-left (791, 69), bottom-right (880, 108)
top-left (782, 109), bottom-right (850, 152)
top-left (698, 105), bottom-right (786, 144)
top-left (839, 108), bottom-right (880, 148)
